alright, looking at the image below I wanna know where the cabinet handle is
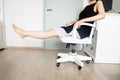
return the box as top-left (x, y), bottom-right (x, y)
top-left (47, 9), bottom-right (53, 12)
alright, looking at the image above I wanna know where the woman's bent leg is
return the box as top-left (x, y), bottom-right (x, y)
top-left (12, 24), bottom-right (58, 39)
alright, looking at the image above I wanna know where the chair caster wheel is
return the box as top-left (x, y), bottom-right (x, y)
top-left (86, 60), bottom-right (90, 64)
top-left (78, 66), bottom-right (82, 70)
top-left (56, 63), bottom-right (60, 67)
top-left (57, 56), bottom-right (61, 59)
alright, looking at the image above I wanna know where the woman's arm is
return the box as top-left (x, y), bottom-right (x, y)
top-left (74, 0), bottom-right (105, 28)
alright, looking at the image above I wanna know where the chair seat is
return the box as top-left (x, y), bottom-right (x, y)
top-left (59, 36), bottom-right (92, 44)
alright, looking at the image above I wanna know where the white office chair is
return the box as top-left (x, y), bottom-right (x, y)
top-left (56, 22), bottom-right (96, 70)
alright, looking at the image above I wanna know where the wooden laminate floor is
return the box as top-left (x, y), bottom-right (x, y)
top-left (0, 48), bottom-right (120, 80)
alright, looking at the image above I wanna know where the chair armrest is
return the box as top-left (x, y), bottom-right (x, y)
top-left (72, 23), bottom-right (96, 39)
top-left (81, 23), bottom-right (96, 28)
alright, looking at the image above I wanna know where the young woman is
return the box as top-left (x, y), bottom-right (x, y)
top-left (12, 0), bottom-right (105, 39)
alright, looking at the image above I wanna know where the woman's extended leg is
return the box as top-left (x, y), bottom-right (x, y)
top-left (12, 24), bottom-right (58, 39)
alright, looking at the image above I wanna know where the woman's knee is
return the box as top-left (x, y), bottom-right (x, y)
top-left (47, 29), bottom-right (58, 37)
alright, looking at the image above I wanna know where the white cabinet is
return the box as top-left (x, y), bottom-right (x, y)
top-left (0, 0), bottom-right (6, 49)
top-left (83, 13), bottom-right (120, 64)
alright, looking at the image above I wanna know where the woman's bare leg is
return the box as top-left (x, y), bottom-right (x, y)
top-left (12, 24), bottom-right (58, 39)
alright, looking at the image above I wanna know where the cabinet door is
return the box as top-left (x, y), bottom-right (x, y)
top-left (0, 0), bottom-right (3, 44)
top-left (0, 23), bottom-right (3, 44)
top-left (0, 0), bottom-right (3, 21)
top-left (0, 0), bottom-right (5, 49)
top-left (83, 30), bottom-right (98, 59)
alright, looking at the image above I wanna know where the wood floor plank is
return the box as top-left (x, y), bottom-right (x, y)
top-left (0, 48), bottom-right (120, 80)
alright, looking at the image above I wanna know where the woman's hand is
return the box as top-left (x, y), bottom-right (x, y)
top-left (74, 20), bottom-right (84, 28)
top-left (64, 21), bottom-right (74, 27)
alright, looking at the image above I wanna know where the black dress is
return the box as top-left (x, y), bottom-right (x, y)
top-left (61, 2), bottom-right (98, 39)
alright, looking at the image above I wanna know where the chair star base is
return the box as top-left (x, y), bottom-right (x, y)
top-left (56, 52), bottom-right (92, 70)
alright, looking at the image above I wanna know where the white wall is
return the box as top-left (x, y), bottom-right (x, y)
top-left (4, 0), bottom-right (44, 47)
top-left (112, 0), bottom-right (120, 12)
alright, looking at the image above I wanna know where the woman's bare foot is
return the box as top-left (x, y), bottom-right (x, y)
top-left (12, 24), bottom-right (26, 39)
